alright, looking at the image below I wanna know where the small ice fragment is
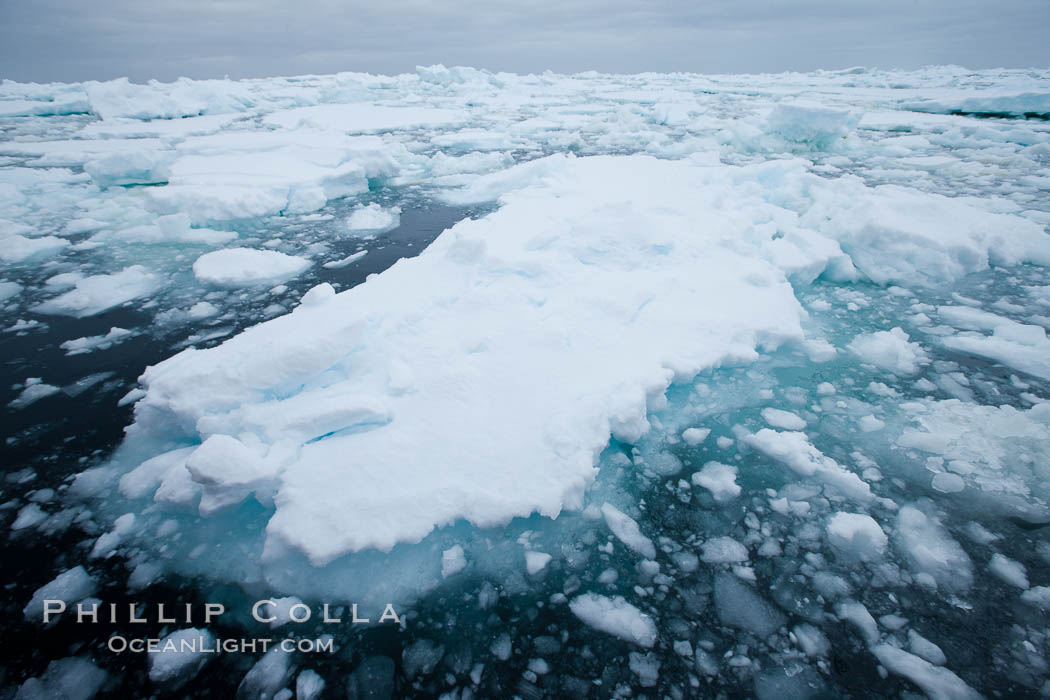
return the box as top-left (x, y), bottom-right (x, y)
top-left (848, 327), bottom-right (929, 376)
top-left (826, 512), bottom-right (887, 562)
top-left (441, 545), bottom-right (467, 578)
top-left (346, 203), bottom-right (401, 234)
top-left (931, 472), bottom-right (965, 494)
top-left (690, 462), bottom-right (740, 503)
top-left (525, 551), bottom-right (551, 575)
top-left (681, 427), bottom-right (710, 446)
top-left (761, 407), bottom-right (807, 430)
top-left (701, 536), bottom-right (749, 564)
top-left (907, 629), bottom-right (947, 666)
top-left (322, 250), bottom-right (368, 269)
top-left (872, 645), bottom-right (981, 700)
top-left (568, 593), bottom-right (657, 648)
top-left (149, 628), bottom-right (216, 686)
top-left (988, 553), bottom-right (1028, 589)
top-left (601, 503), bottom-right (656, 559)
top-left (23, 566), bottom-right (97, 622)
top-left (858, 415), bottom-right (885, 432)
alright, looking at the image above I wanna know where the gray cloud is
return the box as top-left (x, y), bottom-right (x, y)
top-left (1, 0), bottom-right (1048, 83)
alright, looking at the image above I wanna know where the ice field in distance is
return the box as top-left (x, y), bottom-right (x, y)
top-left (3, 64), bottom-right (1050, 697)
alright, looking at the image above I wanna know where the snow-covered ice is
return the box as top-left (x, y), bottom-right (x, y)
top-left (192, 248), bottom-right (311, 287)
top-left (3, 63), bottom-right (1050, 698)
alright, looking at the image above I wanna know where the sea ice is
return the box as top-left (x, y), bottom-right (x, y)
top-left (600, 503), bottom-right (656, 560)
top-left (345, 203), bottom-right (401, 234)
top-left (148, 628), bottom-right (216, 686)
top-left (192, 248), bottom-right (311, 287)
top-left (826, 512), bottom-right (887, 562)
top-left (23, 566), bottom-right (97, 622)
top-left (690, 462), bottom-right (740, 503)
top-left (568, 593), bottom-right (657, 647)
top-left (848, 327), bottom-right (929, 376)
top-left (33, 266), bottom-right (159, 317)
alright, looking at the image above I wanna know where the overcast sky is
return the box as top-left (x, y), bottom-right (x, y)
top-left (2, 0), bottom-right (1048, 83)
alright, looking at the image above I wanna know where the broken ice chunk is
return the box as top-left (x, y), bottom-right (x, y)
top-left (600, 503), bottom-right (656, 559)
top-left (568, 593), bottom-right (657, 647)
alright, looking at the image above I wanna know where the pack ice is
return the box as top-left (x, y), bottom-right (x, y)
top-left (4, 63), bottom-right (1050, 698)
top-left (79, 146), bottom-right (1049, 587)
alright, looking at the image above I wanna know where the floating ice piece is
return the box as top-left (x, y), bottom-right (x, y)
top-left (743, 429), bottom-right (873, 502)
top-left (12, 503), bottom-right (49, 530)
top-left (85, 77), bottom-right (252, 120)
top-left (908, 629), bottom-right (947, 666)
top-left (681, 427), bottom-right (710, 446)
top-left (416, 63), bottom-right (500, 86)
top-left (895, 399), bottom-right (1050, 522)
top-left (761, 407), bottom-right (807, 430)
top-left (713, 572), bottom-right (785, 638)
top-left (149, 628), bottom-right (216, 686)
top-left (90, 512), bottom-right (136, 558)
top-left (192, 248), bottom-right (311, 287)
top-left (1021, 587), bottom-right (1050, 610)
top-left (236, 646), bottom-right (294, 700)
top-left (691, 462), bottom-right (740, 503)
top-left (23, 566), bottom-right (97, 622)
top-left (988, 553), bottom-right (1028, 589)
top-left (569, 593), bottom-right (657, 647)
top-left (872, 644), bottom-right (982, 700)
top-left (942, 322), bottom-right (1050, 381)
top-left (895, 506), bottom-right (973, 592)
top-left (930, 473), bottom-right (965, 494)
top-left (0, 280), bottom-right (21, 302)
top-left (702, 536), bottom-right (749, 564)
top-left (60, 327), bottom-right (135, 356)
top-left (600, 503), bottom-right (656, 559)
top-left (322, 250), bottom-right (367, 269)
top-left (836, 599), bottom-right (880, 646)
top-left (857, 414), bottom-right (885, 433)
top-left (108, 155), bottom-right (814, 570)
top-left (295, 670), bottom-right (325, 700)
top-left (33, 266), bottom-right (159, 317)
top-left (826, 512), bottom-right (887, 562)
top-left (765, 100), bottom-right (860, 149)
top-left (525, 551), bottom-right (552, 575)
top-left (14, 657), bottom-right (107, 700)
top-left (83, 149), bottom-right (173, 186)
top-left (346, 203), bottom-right (401, 234)
top-left (905, 91), bottom-right (1050, 118)
top-left (848, 327), bottom-right (929, 376)
top-left (402, 640), bottom-right (444, 678)
top-left (298, 282), bottom-right (335, 307)
top-left (629, 651), bottom-right (660, 687)
top-left (754, 662), bottom-right (826, 700)
top-left (792, 624), bottom-right (830, 657)
top-left (8, 380), bottom-right (61, 409)
top-left (0, 234), bottom-right (69, 263)
top-left (260, 597), bottom-right (307, 628)
top-left (801, 177), bottom-right (1050, 286)
top-left (96, 213), bottom-right (236, 246)
top-left (441, 545), bottom-right (466, 578)
top-left (146, 131), bottom-right (397, 222)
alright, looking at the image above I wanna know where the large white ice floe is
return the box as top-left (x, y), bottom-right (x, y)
top-left (103, 154), bottom-right (812, 565)
top-left (145, 131), bottom-right (399, 222)
top-left (76, 147), bottom-right (1050, 597)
